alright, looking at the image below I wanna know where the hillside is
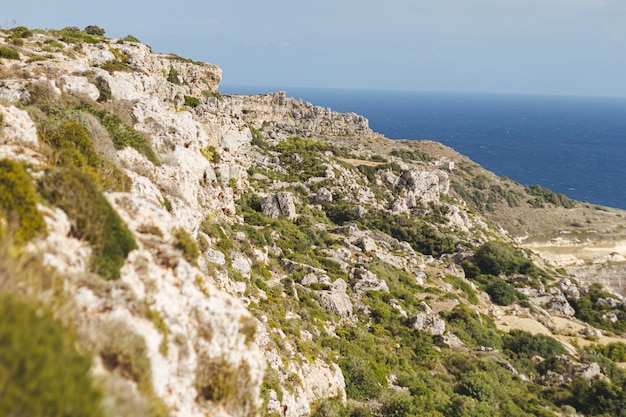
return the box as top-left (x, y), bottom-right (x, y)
top-left (2, 26), bottom-right (626, 417)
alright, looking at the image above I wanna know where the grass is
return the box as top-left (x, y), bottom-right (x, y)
top-left (83, 105), bottom-right (160, 165)
top-left (39, 168), bottom-right (137, 279)
top-left (0, 293), bottom-right (103, 417)
top-left (0, 46), bottom-right (20, 60)
top-left (0, 159), bottom-right (47, 243)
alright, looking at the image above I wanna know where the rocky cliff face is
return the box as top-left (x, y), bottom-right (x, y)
top-left (3, 27), bottom-right (626, 417)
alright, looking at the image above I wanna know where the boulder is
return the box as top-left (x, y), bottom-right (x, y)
top-left (262, 192), bottom-right (297, 219)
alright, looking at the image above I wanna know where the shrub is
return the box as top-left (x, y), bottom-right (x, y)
top-left (120, 34), bottom-right (141, 43)
top-left (184, 95), bottom-right (200, 108)
top-left (200, 145), bottom-right (220, 162)
top-left (473, 241), bottom-right (535, 277)
top-left (39, 168), bottom-right (137, 279)
top-left (0, 293), bottom-right (103, 417)
top-left (166, 66), bottom-right (181, 85)
top-left (502, 329), bottom-right (566, 359)
top-left (84, 106), bottom-right (160, 165)
top-left (0, 159), bottom-right (46, 243)
top-left (0, 46), bottom-right (20, 60)
top-left (485, 278), bottom-right (519, 306)
top-left (84, 25), bottom-right (106, 36)
top-left (173, 227), bottom-right (199, 264)
top-left (390, 148), bottom-right (431, 162)
top-left (39, 118), bottom-right (131, 192)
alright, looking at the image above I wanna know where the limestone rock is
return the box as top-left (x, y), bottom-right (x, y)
top-left (262, 192), bottom-right (297, 219)
top-left (351, 268), bottom-right (389, 294)
top-left (0, 104), bottom-right (44, 165)
top-left (408, 312), bottom-right (446, 336)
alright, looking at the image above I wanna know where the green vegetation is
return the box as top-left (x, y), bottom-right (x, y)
top-left (472, 241), bottom-right (537, 277)
top-left (390, 148), bottom-right (431, 162)
top-left (120, 34), bottom-right (141, 43)
top-left (173, 227), bottom-right (199, 264)
top-left (0, 159), bottom-right (46, 243)
top-left (40, 168), bottom-right (137, 279)
top-left (166, 66), bottom-right (181, 85)
top-left (323, 200), bottom-right (458, 256)
top-left (0, 293), bottom-right (103, 417)
top-left (0, 46), bottom-right (20, 60)
top-left (56, 26), bottom-right (102, 44)
top-left (525, 184), bottom-right (575, 209)
top-left (85, 25), bottom-right (106, 36)
top-left (84, 105), bottom-right (160, 165)
top-left (200, 145), bottom-right (220, 163)
top-left (184, 95), bottom-right (200, 108)
top-left (39, 118), bottom-right (131, 191)
top-left (569, 283), bottom-right (626, 334)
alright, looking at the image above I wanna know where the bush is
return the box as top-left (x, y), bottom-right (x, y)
top-left (120, 34), bottom-right (141, 43)
top-left (473, 241), bottom-right (535, 277)
top-left (40, 168), bottom-right (137, 279)
top-left (0, 293), bottom-right (103, 417)
top-left (84, 106), bottom-right (160, 165)
top-left (84, 25), bottom-right (106, 36)
top-left (0, 46), bottom-right (20, 60)
top-left (166, 66), bottom-right (181, 85)
top-left (502, 329), bottom-right (566, 359)
top-left (485, 278), bottom-right (519, 306)
top-left (39, 118), bottom-right (131, 192)
top-left (184, 95), bottom-right (200, 108)
top-left (0, 159), bottom-right (46, 243)
top-left (173, 227), bottom-right (199, 264)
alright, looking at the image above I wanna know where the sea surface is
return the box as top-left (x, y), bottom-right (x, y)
top-left (221, 86), bottom-right (626, 210)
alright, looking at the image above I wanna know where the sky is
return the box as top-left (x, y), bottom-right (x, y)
top-left (3, 1), bottom-right (626, 97)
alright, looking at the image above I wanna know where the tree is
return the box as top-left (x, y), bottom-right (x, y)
top-left (84, 25), bottom-right (105, 36)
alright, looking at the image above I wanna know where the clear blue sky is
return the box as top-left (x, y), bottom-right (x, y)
top-left (3, 1), bottom-right (626, 97)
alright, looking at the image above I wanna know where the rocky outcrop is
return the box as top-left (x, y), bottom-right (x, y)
top-left (262, 192), bottom-right (297, 219)
top-left (205, 91), bottom-right (373, 139)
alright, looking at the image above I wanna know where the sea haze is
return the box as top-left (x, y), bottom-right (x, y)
top-left (221, 86), bottom-right (626, 210)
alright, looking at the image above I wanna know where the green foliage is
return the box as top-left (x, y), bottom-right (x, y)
top-left (390, 148), bottom-right (431, 162)
top-left (39, 118), bottom-right (131, 191)
top-left (502, 329), bottom-right (566, 360)
top-left (443, 304), bottom-right (502, 348)
top-left (589, 342), bottom-right (626, 362)
top-left (173, 227), bottom-right (199, 264)
top-left (85, 106), bottom-right (160, 165)
top-left (184, 95), bottom-right (200, 108)
top-left (40, 168), bottom-right (137, 279)
top-left (445, 274), bottom-right (479, 304)
top-left (166, 66), bottom-right (181, 85)
top-left (456, 370), bottom-right (495, 402)
top-left (120, 34), bottom-right (141, 43)
top-left (84, 25), bottom-right (106, 36)
top-left (0, 293), bottom-right (103, 417)
top-left (200, 145), bottom-right (220, 162)
top-left (569, 283), bottom-right (626, 334)
top-left (272, 136), bottom-right (334, 182)
top-left (485, 278), bottom-right (520, 306)
top-left (0, 159), bottom-right (46, 243)
top-left (56, 27), bottom-right (101, 44)
top-left (196, 358), bottom-right (242, 403)
top-left (0, 46), bottom-right (20, 60)
top-left (200, 220), bottom-right (234, 252)
top-left (249, 124), bottom-right (268, 149)
top-left (525, 184), bottom-right (575, 209)
top-left (473, 241), bottom-right (537, 277)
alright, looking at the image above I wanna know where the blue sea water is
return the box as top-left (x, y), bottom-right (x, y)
top-left (221, 86), bottom-right (626, 210)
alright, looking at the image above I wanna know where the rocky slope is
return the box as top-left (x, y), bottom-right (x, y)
top-left (2, 26), bottom-right (626, 417)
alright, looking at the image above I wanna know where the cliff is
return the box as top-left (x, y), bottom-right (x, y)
top-left (2, 26), bottom-right (626, 417)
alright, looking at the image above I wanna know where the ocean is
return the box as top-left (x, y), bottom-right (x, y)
top-left (221, 86), bottom-right (626, 210)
